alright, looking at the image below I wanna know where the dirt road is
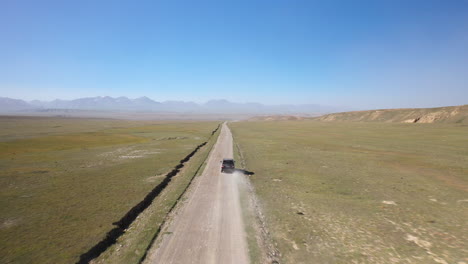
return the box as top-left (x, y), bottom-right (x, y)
top-left (143, 123), bottom-right (250, 264)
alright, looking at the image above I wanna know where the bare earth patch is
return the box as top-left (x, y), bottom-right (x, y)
top-left (1, 218), bottom-right (20, 230)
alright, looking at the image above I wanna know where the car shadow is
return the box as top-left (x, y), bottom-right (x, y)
top-left (234, 168), bottom-right (255, 175)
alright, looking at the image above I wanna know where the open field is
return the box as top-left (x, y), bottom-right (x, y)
top-left (0, 116), bottom-right (219, 264)
top-left (229, 121), bottom-right (468, 264)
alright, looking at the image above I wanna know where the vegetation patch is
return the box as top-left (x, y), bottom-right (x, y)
top-left (0, 116), bottom-right (219, 264)
top-left (230, 120), bottom-right (468, 264)
top-left (0, 132), bottom-right (147, 158)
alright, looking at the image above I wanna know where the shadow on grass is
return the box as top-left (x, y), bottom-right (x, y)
top-left (234, 168), bottom-right (255, 175)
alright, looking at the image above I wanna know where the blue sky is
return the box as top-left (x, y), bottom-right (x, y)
top-left (1, 0), bottom-right (467, 109)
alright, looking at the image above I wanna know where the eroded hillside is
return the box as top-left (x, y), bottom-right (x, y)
top-left (315, 105), bottom-right (468, 124)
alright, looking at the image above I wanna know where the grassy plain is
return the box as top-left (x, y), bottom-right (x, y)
top-left (229, 121), bottom-right (468, 264)
top-left (0, 116), bottom-right (219, 264)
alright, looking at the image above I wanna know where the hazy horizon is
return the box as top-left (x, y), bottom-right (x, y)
top-left (4, 95), bottom-right (468, 114)
top-left (2, 0), bottom-right (467, 109)
top-left (1, 95), bottom-right (326, 105)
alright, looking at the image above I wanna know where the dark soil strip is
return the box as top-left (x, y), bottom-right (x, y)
top-left (77, 125), bottom-right (220, 264)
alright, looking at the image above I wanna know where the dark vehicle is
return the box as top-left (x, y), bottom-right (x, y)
top-left (221, 159), bottom-right (235, 173)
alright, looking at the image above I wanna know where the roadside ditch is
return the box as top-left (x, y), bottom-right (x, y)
top-left (77, 124), bottom-right (221, 264)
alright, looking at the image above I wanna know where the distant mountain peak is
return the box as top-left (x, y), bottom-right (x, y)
top-left (135, 96), bottom-right (154, 101)
top-left (206, 99), bottom-right (229, 103)
top-left (0, 96), bottom-right (345, 114)
top-left (204, 99), bottom-right (232, 106)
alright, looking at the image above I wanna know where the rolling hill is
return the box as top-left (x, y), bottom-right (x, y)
top-left (315, 104), bottom-right (468, 124)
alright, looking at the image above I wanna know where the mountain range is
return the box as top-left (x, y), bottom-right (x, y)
top-left (0, 96), bottom-right (344, 114)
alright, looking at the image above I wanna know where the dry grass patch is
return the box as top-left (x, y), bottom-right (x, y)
top-left (230, 121), bottom-right (468, 264)
top-left (0, 116), bottom-right (219, 264)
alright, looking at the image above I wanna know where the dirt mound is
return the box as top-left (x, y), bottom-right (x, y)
top-left (248, 115), bottom-right (306, 121)
top-left (314, 105), bottom-right (468, 124)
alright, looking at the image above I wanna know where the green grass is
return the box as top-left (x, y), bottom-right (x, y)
top-left (0, 132), bottom-right (147, 158)
top-left (229, 121), bottom-right (468, 264)
top-left (0, 116), bottom-right (219, 264)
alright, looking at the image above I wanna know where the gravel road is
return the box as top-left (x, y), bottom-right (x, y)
top-left (143, 123), bottom-right (250, 264)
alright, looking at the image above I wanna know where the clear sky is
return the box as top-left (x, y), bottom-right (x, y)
top-left (1, 0), bottom-right (467, 109)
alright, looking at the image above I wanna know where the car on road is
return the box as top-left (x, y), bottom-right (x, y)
top-left (221, 159), bottom-right (235, 173)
